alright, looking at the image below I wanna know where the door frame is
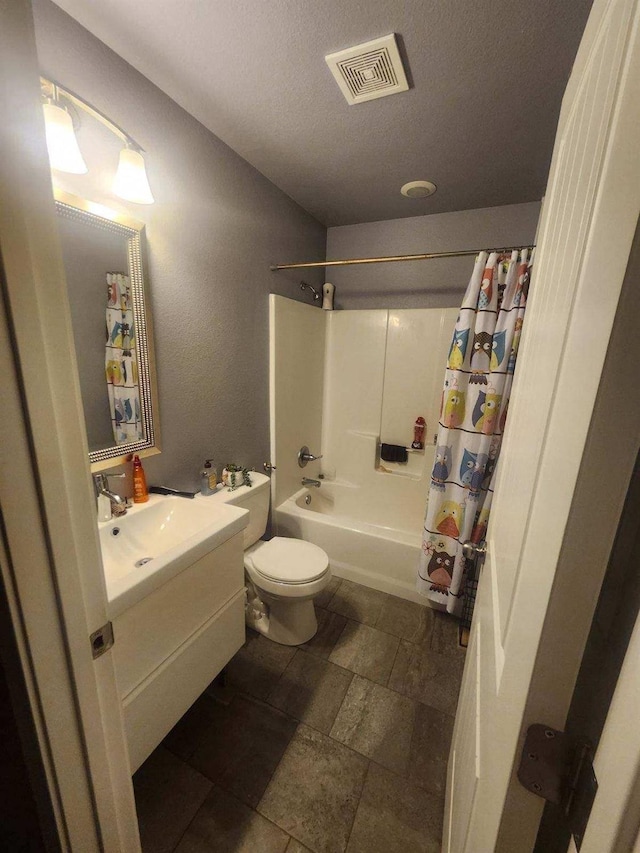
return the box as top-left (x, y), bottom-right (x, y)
top-left (0, 2), bottom-right (139, 849)
top-left (580, 587), bottom-right (640, 852)
top-left (532, 222), bottom-right (640, 853)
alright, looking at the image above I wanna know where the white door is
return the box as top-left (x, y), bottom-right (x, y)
top-left (445, 0), bottom-right (640, 850)
top-left (0, 2), bottom-right (139, 849)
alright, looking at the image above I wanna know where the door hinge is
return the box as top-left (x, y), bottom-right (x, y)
top-left (518, 724), bottom-right (598, 850)
top-left (90, 621), bottom-right (114, 659)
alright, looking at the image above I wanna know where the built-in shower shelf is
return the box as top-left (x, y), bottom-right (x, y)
top-left (377, 443), bottom-right (425, 454)
top-left (376, 465), bottom-right (423, 481)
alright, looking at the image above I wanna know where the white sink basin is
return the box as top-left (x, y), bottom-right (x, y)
top-left (99, 494), bottom-right (249, 617)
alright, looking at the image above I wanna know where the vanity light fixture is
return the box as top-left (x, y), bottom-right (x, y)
top-left (40, 77), bottom-right (155, 205)
top-left (42, 96), bottom-right (88, 174)
top-left (113, 145), bottom-right (155, 205)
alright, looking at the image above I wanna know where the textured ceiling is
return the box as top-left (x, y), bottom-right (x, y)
top-left (51, 0), bottom-right (592, 226)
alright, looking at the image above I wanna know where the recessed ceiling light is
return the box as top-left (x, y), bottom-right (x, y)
top-left (401, 180), bottom-right (437, 198)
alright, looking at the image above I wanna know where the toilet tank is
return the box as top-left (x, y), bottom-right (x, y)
top-left (222, 472), bottom-right (270, 549)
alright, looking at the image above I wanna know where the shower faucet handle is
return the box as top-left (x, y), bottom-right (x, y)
top-left (298, 445), bottom-right (323, 468)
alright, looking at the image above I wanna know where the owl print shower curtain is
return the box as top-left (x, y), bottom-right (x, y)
top-left (105, 272), bottom-right (143, 444)
top-left (417, 249), bottom-right (532, 615)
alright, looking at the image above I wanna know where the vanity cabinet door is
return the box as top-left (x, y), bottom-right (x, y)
top-left (113, 531), bottom-right (244, 698)
top-left (123, 590), bottom-right (245, 772)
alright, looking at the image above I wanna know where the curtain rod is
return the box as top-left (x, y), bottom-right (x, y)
top-left (270, 245), bottom-right (535, 271)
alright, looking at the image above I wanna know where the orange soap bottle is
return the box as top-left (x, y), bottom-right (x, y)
top-left (132, 454), bottom-right (149, 503)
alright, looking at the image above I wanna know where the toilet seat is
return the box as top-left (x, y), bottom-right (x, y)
top-left (247, 537), bottom-right (329, 585)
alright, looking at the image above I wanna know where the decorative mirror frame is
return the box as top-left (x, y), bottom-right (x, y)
top-left (54, 189), bottom-right (161, 471)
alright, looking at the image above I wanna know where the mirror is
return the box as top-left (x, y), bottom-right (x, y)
top-left (55, 189), bottom-right (160, 470)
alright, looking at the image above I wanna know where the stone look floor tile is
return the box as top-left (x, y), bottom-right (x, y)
top-left (327, 579), bottom-right (389, 626)
top-left (133, 746), bottom-right (212, 853)
top-left (163, 695), bottom-right (220, 762)
top-left (189, 693), bottom-right (297, 808)
top-left (286, 838), bottom-right (313, 852)
top-left (225, 632), bottom-right (297, 700)
top-left (268, 649), bottom-right (353, 734)
top-left (375, 596), bottom-right (434, 644)
top-left (329, 620), bottom-right (400, 686)
top-left (346, 762), bottom-right (443, 853)
top-left (302, 608), bottom-right (348, 660)
top-left (388, 641), bottom-right (465, 716)
top-left (204, 673), bottom-right (237, 706)
top-left (330, 675), bottom-right (416, 775)
top-left (145, 581), bottom-right (464, 853)
top-left (175, 785), bottom-right (289, 853)
top-left (408, 704), bottom-right (455, 796)
top-left (315, 575), bottom-right (342, 609)
top-left (259, 724), bottom-right (368, 853)
top-left (430, 612), bottom-right (465, 658)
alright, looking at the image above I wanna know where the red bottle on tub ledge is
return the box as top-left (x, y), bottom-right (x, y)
top-left (412, 417), bottom-right (426, 450)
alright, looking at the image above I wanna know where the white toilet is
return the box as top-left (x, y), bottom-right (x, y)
top-left (226, 472), bottom-right (331, 645)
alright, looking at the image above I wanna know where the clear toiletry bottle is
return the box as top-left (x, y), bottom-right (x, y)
top-left (201, 458), bottom-right (218, 496)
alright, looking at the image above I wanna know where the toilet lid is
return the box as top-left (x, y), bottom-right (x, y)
top-left (251, 537), bottom-right (329, 584)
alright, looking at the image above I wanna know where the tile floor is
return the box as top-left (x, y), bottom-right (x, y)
top-left (133, 577), bottom-right (465, 853)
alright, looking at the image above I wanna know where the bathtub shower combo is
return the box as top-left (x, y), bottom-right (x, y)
top-left (270, 295), bottom-right (459, 605)
top-left (276, 474), bottom-right (426, 604)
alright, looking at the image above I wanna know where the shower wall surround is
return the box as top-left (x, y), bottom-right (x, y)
top-left (269, 296), bottom-right (457, 512)
top-left (269, 296), bottom-right (325, 507)
top-left (322, 307), bottom-right (458, 506)
top-left (32, 0), bottom-right (326, 491)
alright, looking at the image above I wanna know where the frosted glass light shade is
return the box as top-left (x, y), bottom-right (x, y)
top-left (42, 102), bottom-right (88, 174)
top-left (113, 147), bottom-right (154, 204)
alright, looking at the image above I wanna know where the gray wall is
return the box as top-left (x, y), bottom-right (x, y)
top-left (33, 0), bottom-right (326, 492)
top-left (326, 202), bottom-right (541, 310)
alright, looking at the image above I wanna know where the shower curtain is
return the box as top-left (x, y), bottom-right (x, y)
top-left (417, 249), bottom-right (532, 615)
top-left (105, 272), bottom-right (143, 444)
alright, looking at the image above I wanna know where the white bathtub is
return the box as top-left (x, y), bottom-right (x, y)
top-left (274, 479), bottom-right (431, 605)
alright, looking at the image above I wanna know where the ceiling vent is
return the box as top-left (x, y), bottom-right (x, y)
top-left (325, 34), bottom-right (409, 105)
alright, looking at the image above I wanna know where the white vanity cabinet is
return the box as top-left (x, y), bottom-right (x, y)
top-left (112, 530), bottom-right (246, 772)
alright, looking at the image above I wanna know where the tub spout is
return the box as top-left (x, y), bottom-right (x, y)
top-left (302, 477), bottom-right (321, 488)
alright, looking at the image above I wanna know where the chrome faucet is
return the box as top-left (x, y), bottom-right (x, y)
top-left (298, 445), bottom-right (323, 468)
top-left (302, 477), bottom-right (321, 488)
top-left (300, 281), bottom-right (320, 303)
top-left (93, 472), bottom-right (128, 517)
